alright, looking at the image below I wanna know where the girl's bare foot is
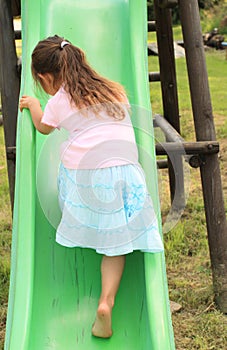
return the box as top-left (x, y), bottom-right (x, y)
top-left (92, 303), bottom-right (113, 338)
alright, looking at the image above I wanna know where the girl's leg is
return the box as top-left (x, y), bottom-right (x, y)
top-left (92, 255), bottom-right (125, 338)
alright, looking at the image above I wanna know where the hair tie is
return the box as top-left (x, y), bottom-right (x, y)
top-left (60, 41), bottom-right (70, 49)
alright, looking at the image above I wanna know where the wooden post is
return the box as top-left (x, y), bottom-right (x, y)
top-left (0, 0), bottom-right (20, 211)
top-left (11, 0), bottom-right (21, 16)
top-left (179, 0), bottom-right (227, 312)
top-left (154, 0), bottom-right (185, 211)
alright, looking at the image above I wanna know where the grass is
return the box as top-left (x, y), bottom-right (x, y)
top-left (200, 1), bottom-right (227, 35)
top-left (1, 23), bottom-right (227, 350)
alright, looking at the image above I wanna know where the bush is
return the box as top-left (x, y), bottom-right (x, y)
top-left (198, 0), bottom-right (222, 9)
top-left (147, 0), bottom-right (224, 24)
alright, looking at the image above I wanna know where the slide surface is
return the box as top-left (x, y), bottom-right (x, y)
top-left (5, 0), bottom-right (175, 349)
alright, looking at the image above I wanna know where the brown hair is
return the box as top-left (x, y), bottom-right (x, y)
top-left (31, 35), bottom-right (128, 119)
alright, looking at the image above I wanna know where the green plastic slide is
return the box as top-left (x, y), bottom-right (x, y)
top-left (5, 0), bottom-right (175, 349)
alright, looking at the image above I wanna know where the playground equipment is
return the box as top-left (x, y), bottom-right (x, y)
top-left (0, 0), bottom-right (226, 349)
top-left (2, 0), bottom-right (175, 349)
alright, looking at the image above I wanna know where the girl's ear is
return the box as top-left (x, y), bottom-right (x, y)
top-left (38, 73), bottom-right (54, 85)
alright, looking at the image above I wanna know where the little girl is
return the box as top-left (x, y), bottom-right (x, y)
top-left (19, 35), bottom-right (164, 339)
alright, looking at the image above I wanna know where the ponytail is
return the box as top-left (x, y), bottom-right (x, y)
top-left (31, 35), bottom-right (128, 119)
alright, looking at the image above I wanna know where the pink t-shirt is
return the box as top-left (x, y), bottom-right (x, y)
top-left (41, 87), bottom-right (139, 169)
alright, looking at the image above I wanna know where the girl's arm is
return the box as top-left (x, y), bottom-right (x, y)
top-left (19, 95), bottom-right (54, 135)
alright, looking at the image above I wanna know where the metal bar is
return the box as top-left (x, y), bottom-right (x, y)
top-left (153, 115), bottom-right (208, 168)
top-left (179, 0), bottom-right (227, 313)
top-left (154, 114), bottom-right (184, 142)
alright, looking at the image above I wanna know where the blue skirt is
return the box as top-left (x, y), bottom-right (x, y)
top-left (56, 163), bottom-right (164, 256)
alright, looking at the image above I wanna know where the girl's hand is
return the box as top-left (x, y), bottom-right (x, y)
top-left (19, 95), bottom-right (41, 112)
top-left (19, 95), bottom-right (53, 135)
